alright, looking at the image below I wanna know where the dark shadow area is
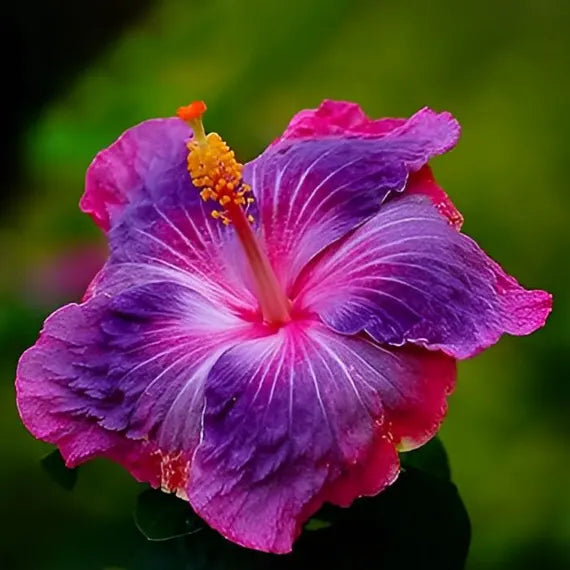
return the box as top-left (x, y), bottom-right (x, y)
top-left (5, 0), bottom-right (154, 213)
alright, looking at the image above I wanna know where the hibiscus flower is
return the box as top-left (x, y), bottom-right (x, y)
top-left (16, 99), bottom-right (551, 554)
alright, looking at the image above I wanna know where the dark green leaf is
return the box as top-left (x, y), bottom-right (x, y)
top-left (399, 435), bottom-right (451, 480)
top-left (131, 466), bottom-right (470, 569)
top-left (40, 449), bottom-right (78, 491)
top-left (282, 467), bottom-right (470, 570)
top-left (134, 488), bottom-right (204, 541)
top-left (304, 517), bottom-right (331, 531)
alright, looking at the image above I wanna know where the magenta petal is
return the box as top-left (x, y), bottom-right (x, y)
top-left (188, 321), bottom-right (455, 553)
top-left (82, 118), bottom-right (191, 232)
top-left (274, 100), bottom-right (460, 154)
top-left (296, 195), bottom-right (552, 359)
top-left (16, 309), bottom-right (161, 485)
top-left (16, 282), bottom-right (256, 494)
top-left (404, 165), bottom-right (463, 229)
top-left (16, 300), bottom-right (160, 483)
top-left (273, 99), bottom-right (407, 143)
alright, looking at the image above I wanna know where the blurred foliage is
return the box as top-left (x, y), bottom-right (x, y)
top-left (2, 0), bottom-right (569, 568)
top-left (130, 464), bottom-right (469, 570)
top-left (29, 438), bottom-right (469, 569)
top-left (135, 488), bottom-right (204, 542)
top-left (41, 449), bottom-right (78, 492)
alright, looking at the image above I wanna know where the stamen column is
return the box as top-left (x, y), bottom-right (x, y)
top-left (177, 101), bottom-right (291, 325)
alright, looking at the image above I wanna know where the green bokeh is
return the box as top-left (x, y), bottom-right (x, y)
top-left (2, 0), bottom-right (569, 568)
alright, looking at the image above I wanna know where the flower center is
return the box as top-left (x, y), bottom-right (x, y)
top-left (177, 101), bottom-right (291, 326)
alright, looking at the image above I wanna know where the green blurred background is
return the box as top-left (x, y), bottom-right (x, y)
top-left (2, 0), bottom-right (569, 568)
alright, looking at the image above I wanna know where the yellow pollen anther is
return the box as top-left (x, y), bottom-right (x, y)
top-left (177, 101), bottom-right (254, 226)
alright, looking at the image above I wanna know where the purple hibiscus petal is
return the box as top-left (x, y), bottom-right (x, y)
top-left (244, 138), bottom-right (406, 290)
top-left (104, 195), bottom-right (258, 312)
top-left (189, 321), bottom-right (455, 553)
top-left (245, 110), bottom-right (459, 292)
top-left (273, 99), bottom-right (463, 227)
top-left (82, 118), bottom-right (258, 313)
top-left (17, 297), bottom-right (160, 483)
top-left (296, 194), bottom-right (552, 359)
top-left (81, 118), bottom-right (192, 232)
top-left (16, 280), bottom-right (259, 494)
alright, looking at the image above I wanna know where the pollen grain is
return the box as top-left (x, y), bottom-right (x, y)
top-left (177, 101), bottom-right (254, 225)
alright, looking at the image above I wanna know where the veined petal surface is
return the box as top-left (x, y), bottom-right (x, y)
top-left (189, 321), bottom-right (455, 553)
top-left (274, 99), bottom-right (463, 226)
top-left (82, 118), bottom-right (257, 312)
top-left (245, 119), bottom-right (458, 291)
top-left (16, 280), bottom-right (258, 493)
top-left (296, 195), bottom-right (552, 358)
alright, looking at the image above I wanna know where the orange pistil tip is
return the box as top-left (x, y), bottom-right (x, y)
top-left (176, 100), bottom-right (207, 122)
top-left (179, 101), bottom-right (255, 226)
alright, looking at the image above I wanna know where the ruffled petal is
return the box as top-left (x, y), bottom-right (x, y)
top-left (81, 118), bottom-right (257, 312)
top-left (274, 100), bottom-right (463, 228)
top-left (81, 118), bottom-right (192, 232)
top-left (16, 281), bottom-right (257, 493)
top-left (273, 99), bottom-right (406, 143)
top-left (245, 120), bottom-right (457, 291)
top-left (296, 194), bottom-right (552, 359)
top-left (274, 100), bottom-right (460, 154)
top-left (188, 321), bottom-right (455, 553)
